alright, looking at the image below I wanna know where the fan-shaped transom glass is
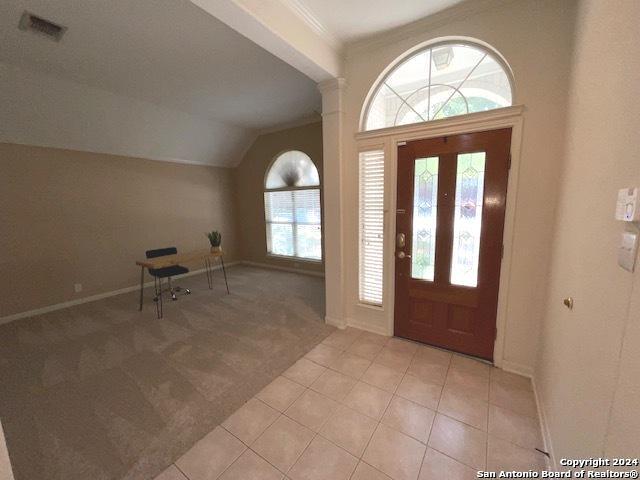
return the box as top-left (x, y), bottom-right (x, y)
top-left (363, 42), bottom-right (513, 131)
top-left (265, 150), bottom-right (320, 189)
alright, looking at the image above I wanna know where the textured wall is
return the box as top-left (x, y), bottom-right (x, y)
top-left (0, 143), bottom-right (240, 317)
top-left (535, 0), bottom-right (640, 462)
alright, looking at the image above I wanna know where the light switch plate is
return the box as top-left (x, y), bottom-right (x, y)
top-left (618, 230), bottom-right (638, 272)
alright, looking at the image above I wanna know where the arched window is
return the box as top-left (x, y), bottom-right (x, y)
top-left (264, 150), bottom-right (322, 260)
top-left (362, 41), bottom-right (513, 131)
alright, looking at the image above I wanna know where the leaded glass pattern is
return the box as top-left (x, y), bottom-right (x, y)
top-left (364, 43), bottom-right (512, 131)
top-left (451, 152), bottom-right (486, 287)
top-left (411, 157), bottom-right (439, 281)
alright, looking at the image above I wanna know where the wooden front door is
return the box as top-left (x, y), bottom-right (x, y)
top-left (394, 129), bottom-right (511, 360)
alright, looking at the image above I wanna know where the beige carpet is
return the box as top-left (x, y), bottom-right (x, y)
top-left (0, 266), bottom-right (332, 480)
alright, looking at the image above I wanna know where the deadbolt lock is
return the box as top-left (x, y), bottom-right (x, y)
top-left (396, 233), bottom-right (406, 248)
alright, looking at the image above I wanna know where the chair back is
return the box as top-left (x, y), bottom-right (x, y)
top-left (146, 247), bottom-right (177, 259)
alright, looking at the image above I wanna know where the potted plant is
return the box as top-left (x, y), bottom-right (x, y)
top-left (206, 230), bottom-right (222, 252)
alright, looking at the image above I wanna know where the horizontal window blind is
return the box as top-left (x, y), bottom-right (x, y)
top-left (265, 189), bottom-right (322, 260)
top-left (359, 150), bottom-right (385, 305)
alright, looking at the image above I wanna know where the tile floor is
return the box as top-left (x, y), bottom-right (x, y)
top-left (155, 328), bottom-right (548, 480)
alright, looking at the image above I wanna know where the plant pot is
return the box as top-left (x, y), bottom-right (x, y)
top-left (210, 246), bottom-right (222, 253)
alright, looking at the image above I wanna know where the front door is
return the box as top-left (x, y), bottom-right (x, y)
top-left (394, 129), bottom-right (511, 360)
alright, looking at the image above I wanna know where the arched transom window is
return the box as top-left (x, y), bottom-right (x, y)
top-left (264, 150), bottom-right (322, 260)
top-left (363, 42), bottom-right (513, 131)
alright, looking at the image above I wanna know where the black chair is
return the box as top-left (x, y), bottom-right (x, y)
top-left (146, 247), bottom-right (190, 318)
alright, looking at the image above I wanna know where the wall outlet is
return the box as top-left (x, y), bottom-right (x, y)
top-left (74, 283), bottom-right (82, 293)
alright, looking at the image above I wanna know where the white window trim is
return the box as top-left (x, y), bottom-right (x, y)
top-left (351, 104), bottom-right (525, 371)
top-left (359, 37), bottom-right (516, 132)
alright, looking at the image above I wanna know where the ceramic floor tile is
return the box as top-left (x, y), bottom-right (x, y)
top-left (219, 449), bottom-right (284, 480)
top-left (358, 332), bottom-right (390, 346)
top-left (407, 357), bottom-right (449, 386)
top-left (222, 398), bottom-right (280, 444)
top-left (251, 416), bottom-right (314, 473)
top-left (396, 374), bottom-right (442, 410)
top-left (414, 345), bottom-right (452, 367)
top-left (362, 423), bottom-right (426, 480)
top-left (283, 358), bottom-right (327, 387)
top-left (176, 427), bottom-right (246, 480)
top-left (319, 404), bottom-right (377, 457)
top-left (257, 376), bottom-right (306, 412)
top-left (321, 329), bottom-right (362, 351)
top-left (329, 352), bottom-right (371, 379)
top-left (418, 448), bottom-right (477, 480)
top-left (488, 404), bottom-right (543, 450)
top-left (348, 339), bottom-right (385, 361)
top-left (154, 465), bottom-right (187, 480)
top-left (487, 436), bottom-right (548, 471)
top-left (374, 347), bottom-right (414, 373)
top-left (361, 362), bottom-right (404, 393)
top-left (310, 369), bottom-right (357, 402)
top-left (386, 337), bottom-right (419, 356)
top-left (285, 389), bottom-right (338, 431)
top-left (444, 368), bottom-right (490, 401)
top-left (428, 414), bottom-right (486, 470)
top-left (438, 387), bottom-right (489, 431)
top-left (342, 381), bottom-right (392, 420)
top-left (490, 368), bottom-right (533, 392)
top-left (350, 462), bottom-right (392, 480)
top-left (489, 381), bottom-right (537, 418)
top-left (449, 355), bottom-right (491, 379)
top-left (381, 395), bottom-right (435, 443)
top-left (305, 344), bottom-right (343, 368)
top-left (288, 435), bottom-right (358, 480)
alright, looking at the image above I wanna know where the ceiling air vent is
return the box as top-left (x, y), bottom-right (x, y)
top-left (18, 11), bottom-right (67, 42)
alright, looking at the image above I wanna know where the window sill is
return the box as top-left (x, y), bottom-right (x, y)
top-left (266, 254), bottom-right (323, 264)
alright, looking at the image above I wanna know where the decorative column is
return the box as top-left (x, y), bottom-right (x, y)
top-left (318, 78), bottom-right (347, 329)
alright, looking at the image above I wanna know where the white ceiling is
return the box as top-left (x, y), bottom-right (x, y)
top-left (296, 0), bottom-right (466, 43)
top-left (0, 0), bottom-right (321, 131)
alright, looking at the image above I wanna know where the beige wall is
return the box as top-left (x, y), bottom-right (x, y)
top-left (340, 0), bottom-right (577, 370)
top-left (535, 0), bottom-right (640, 463)
top-left (235, 122), bottom-right (324, 274)
top-left (0, 143), bottom-right (239, 317)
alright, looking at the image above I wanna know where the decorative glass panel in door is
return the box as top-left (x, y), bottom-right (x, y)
top-left (411, 157), bottom-right (439, 281)
top-left (451, 152), bottom-right (486, 287)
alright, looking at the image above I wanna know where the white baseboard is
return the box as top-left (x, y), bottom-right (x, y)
top-left (242, 260), bottom-right (325, 277)
top-left (532, 375), bottom-right (556, 469)
top-left (500, 359), bottom-right (534, 378)
top-left (345, 317), bottom-right (391, 337)
top-left (0, 262), bottom-right (238, 326)
top-left (325, 315), bottom-right (347, 329)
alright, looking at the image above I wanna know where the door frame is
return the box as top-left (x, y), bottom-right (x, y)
top-left (355, 105), bottom-right (525, 369)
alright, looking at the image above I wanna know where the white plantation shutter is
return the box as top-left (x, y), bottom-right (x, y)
top-left (359, 150), bottom-right (385, 305)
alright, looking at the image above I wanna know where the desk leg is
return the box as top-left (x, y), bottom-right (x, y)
top-left (139, 266), bottom-right (145, 311)
top-left (221, 257), bottom-right (229, 294)
top-left (205, 258), bottom-right (212, 289)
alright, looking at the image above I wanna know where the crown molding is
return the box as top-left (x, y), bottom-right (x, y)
top-left (346, 0), bottom-right (516, 57)
top-left (278, 0), bottom-right (343, 50)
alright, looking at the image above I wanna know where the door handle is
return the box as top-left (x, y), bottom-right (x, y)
top-left (397, 251), bottom-right (411, 259)
top-left (396, 233), bottom-right (406, 248)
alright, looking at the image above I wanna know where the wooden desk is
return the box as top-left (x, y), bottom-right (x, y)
top-left (136, 248), bottom-right (229, 315)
